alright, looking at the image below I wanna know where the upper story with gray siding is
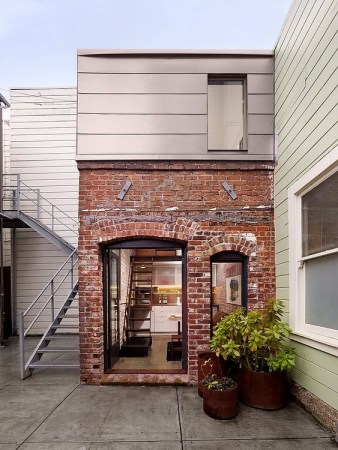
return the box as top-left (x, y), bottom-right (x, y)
top-left (77, 50), bottom-right (275, 161)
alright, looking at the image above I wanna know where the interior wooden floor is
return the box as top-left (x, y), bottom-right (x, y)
top-left (113, 335), bottom-right (182, 370)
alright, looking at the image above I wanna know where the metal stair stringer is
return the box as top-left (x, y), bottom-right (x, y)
top-left (18, 211), bottom-right (75, 255)
top-left (23, 282), bottom-right (79, 377)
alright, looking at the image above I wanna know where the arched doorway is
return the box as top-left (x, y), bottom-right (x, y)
top-left (103, 238), bottom-right (187, 374)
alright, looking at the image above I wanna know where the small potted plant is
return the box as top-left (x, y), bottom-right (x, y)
top-left (210, 299), bottom-right (296, 410)
top-left (197, 351), bottom-right (223, 397)
top-left (201, 374), bottom-right (239, 420)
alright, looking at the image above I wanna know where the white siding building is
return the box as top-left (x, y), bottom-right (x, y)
top-left (3, 87), bottom-right (78, 336)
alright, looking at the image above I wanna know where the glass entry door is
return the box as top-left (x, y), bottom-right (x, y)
top-left (105, 249), bottom-right (120, 368)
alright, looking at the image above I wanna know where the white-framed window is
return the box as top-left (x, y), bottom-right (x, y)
top-left (208, 77), bottom-right (246, 151)
top-left (289, 147), bottom-right (338, 350)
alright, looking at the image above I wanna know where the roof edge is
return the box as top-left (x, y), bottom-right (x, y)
top-left (77, 49), bottom-right (274, 57)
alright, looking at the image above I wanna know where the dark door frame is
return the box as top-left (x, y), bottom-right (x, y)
top-left (103, 238), bottom-right (187, 373)
top-left (103, 248), bottom-right (121, 371)
top-left (210, 251), bottom-right (248, 335)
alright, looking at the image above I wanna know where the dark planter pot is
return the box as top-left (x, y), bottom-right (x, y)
top-left (197, 352), bottom-right (223, 397)
top-left (203, 382), bottom-right (239, 420)
top-left (238, 367), bottom-right (287, 410)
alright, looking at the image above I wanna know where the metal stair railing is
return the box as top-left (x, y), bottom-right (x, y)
top-left (18, 249), bottom-right (78, 379)
top-left (2, 173), bottom-right (78, 240)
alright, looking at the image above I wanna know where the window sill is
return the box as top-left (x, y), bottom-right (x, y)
top-left (290, 331), bottom-right (338, 357)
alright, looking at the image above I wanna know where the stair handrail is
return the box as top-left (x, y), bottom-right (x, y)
top-left (18, 249), bottom-right (78, 378)
top-left (22, 249), bottom-right (78, 334)
top-left (2, 173), bottom-right (78, 237)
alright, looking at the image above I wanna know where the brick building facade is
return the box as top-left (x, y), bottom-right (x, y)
top-left (77, 50), bottom-right (276, 385)
top-left (78, 161), bottom-right (275, 385)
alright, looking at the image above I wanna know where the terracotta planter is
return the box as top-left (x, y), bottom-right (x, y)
top-left (197, 352), bottom-right (223, 397)
top-left (203, 382), bottom-right (239, 420)
top-left (238, 367), bottom-right (287, 410)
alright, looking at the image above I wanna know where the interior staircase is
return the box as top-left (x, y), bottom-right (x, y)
top-left (120, 257), bottom-right (154, 357)
top-left (1, 173), bottom-right (79, 378)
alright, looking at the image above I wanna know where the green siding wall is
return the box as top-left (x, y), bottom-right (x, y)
top-left (275, 0), bottom-right (338, 411)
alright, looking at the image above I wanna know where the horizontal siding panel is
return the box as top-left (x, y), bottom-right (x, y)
top-left (12, 156), bottom-right (77, 165)
top-left (11, 88), bottom-right (76, 97)
top-left (11, 95), bottom-right (76, 105)
top-left (11, 127), bottom-right (75, 135)
top-left (12, 134), bottom-right (76, 142)
top-left (78, 134), bottom-right (207, 155)
top-left (276, 287), bottom-right (289, 300)
top-left (12, 141), bottom-right (76, 148)
top-left (276, 28), bottom-right (337, 128)
top-left (247, 135), bottom-right (274, 155)
top-left (293, 342), bottom-right (338, 374)
top-left (277, 61), bottom-right (337, 134)
top-left (12, 115), bottom-right (76, 123)
top-left (11, 147), bottom-right (76, 156)
top-left (11, 103), bottom-right (76, 111)
top-left (247, 95), bottom-right (274, 114)
top-left (274, 0), bottom-right (304, 57)
top-left (10, 166), bottom-right (78, 175)
top-left (247, 114), bottom-right (274, 134)
top-left (78, 55), bottom-right (274, 74)
top-left (290, 367), bottom-right (338, 411)
top-left (11, 108), bottom-right (77, 116)
top-left (247, 74), bottom-right (274, 94)
top-left (78, 113), bottom-right (207, 135)
top-left (78, 73), bottom-right (207, 94)
top-left (275, 122), bottom-right (338, 187)
top-left (11, 153), bottom-right (77, 162)
top-left (78, 93), bottom-right (207, 114)
top-left (275, 0), bottom-right (335, 91)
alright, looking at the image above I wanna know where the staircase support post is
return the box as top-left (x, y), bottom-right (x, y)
top-left (71, 254), bottom-right (74, 289)
top-left (36, 189), bottom-right (40, 221)
top-left (16, 174), bottom-right (21, 213)
top-left (51, 280), bottom-right (55, 321)
top-left (18, 312), bottom-right (26, 379)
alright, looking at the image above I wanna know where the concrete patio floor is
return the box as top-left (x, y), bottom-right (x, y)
top-left (0, 337), bottom-right (337, 449)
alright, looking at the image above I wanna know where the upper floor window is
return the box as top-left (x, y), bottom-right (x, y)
top-left (208, 77), bottom-right (246, 151)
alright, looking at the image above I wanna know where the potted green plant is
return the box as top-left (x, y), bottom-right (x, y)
top-left (197, 351), bottom-right (223, 397)
top-left (201, 374), bottom-right (239, 419)
top-left (210, 299), bottom-right (296, 410)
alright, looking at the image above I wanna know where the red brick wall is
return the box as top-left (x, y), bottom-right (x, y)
top-left (78, 161), bottom-right (275, 385)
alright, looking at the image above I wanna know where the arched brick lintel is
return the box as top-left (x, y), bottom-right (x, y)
top-left (93, 218), bottom-right (199, 245)
top-left (205, 235), bottom-right (257, 257)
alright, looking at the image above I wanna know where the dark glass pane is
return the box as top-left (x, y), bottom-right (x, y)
top-left (302, 171), bottom-right (338, 256)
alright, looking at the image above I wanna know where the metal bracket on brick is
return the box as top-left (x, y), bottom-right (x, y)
top-left (222, 181), bottom-right (238, 200)
top-left (117, 180), bottom-right (132, 200)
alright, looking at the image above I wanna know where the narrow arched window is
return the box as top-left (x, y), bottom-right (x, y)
top-left (211, 252), bottom-right (248, 330)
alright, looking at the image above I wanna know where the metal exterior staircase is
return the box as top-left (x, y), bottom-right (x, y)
top-left (24, 279), bottom-right (79, 372)
top-left (120, 257), bottom-right (153, 357)
top-left (1, 173), bottom-right (79, 378)
top-left (1, 173), bottom-right (77, 254)
top-left (19, 250), bottom-right (79, 378)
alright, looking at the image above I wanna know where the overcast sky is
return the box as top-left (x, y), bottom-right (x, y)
top-left (1, 0), bottom-right (293, 101)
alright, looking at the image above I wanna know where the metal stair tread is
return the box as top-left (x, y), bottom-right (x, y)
top-left (38, 347), bottom-right (79, 353)
top-left (58, 314), bottom-right (79, 319)
top-left (52, 324), bottom-right (78, 328)
top-left (29, 360), bottom-right (79, 368)
top-left (46, 333), bottom-right (79, 338)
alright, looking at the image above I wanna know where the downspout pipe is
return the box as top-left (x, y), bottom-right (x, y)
top-left (0, 94), bottom-right (10, 346)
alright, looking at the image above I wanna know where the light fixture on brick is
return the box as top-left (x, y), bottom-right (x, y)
top-left (222, 181), bottom-right (238, 200)
top-left (117, 180), bottom-right (132, 200)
